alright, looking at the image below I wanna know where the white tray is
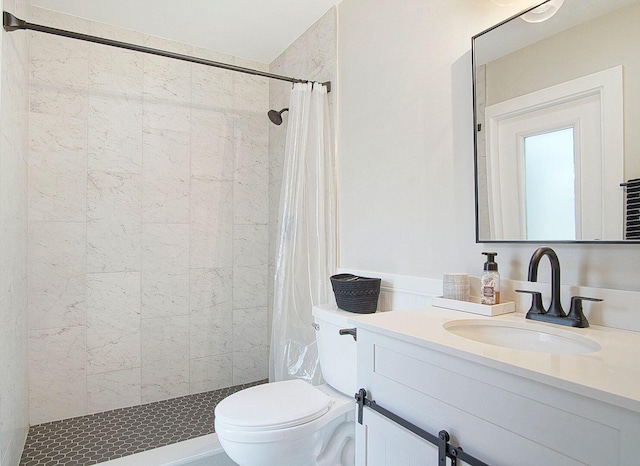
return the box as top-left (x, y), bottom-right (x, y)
top-left (432, 296), bottom-right (515, 316)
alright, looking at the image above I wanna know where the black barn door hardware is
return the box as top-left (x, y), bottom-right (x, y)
top-left (356, 388), bottom-right (490, 466)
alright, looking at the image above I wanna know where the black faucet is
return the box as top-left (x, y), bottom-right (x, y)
top-left (516, 247), bottom-right (602, 328)
top-left (528, 247), bottom-right (565, 318)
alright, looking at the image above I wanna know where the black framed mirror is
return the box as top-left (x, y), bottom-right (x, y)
top-left (472, 0), bottom-right (640, 243)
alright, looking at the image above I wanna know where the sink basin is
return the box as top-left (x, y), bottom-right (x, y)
top-left (443, 319), bottom-right (601, 354)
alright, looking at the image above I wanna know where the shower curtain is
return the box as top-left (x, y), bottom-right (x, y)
top-left (269, 82), bottom-right (336, 385)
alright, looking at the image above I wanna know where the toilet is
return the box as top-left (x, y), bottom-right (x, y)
top-left (214, 305), bottom-right (358, 466)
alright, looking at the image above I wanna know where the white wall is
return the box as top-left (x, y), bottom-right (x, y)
top-left (0, 0), bottom-right (30, 463)
top-left (27, 7), bottom-right (270, 425)
top-left (337, 0), bottom-right (640, 295)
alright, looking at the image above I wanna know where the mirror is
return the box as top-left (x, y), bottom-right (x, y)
top-left (473, 0), bottom-right (640, 242)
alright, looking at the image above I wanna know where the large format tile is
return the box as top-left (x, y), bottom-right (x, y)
top-left (28, 222), bottom-right (86, 330)
top-left (0, 294), bottom-right (15, 460)
top-left (30, 32), bottom-right (89, 89)
top-left (0, 135), bottom-right (19, 298)
top-left (24, 6), bottom-right (275, 422)
top-left (87, 325), bottom-right (141, 376)
top-left (232, 307), bottom-right (269, 384)
top-left (142, 128), bottom-right (190, 180)
top-left (190, 109), bottom-right (234, 182)
top-left (2, 0), bottom-right (29, 459)
top-left (233, 224), bottom-right (268, 267)
top-left (87, 96), bottom-right (143, 174)
top-left (141, 224), bottom-right (189, 318)
top-left (87, 368), bottom-right (141, 414)
top-left (87, 171), bottom-right (141, 273)
top-left (141, 315), bottom-right (190, 366)
top-left (141, 177), bottom-right (190, 224)
top-left (233, 73), bottom-right (268, 113)
top-left (141, 360), bottom-right (189, 404)
top-left (191, 65), bottom-right (234, 111)
top-left (88, 41), bottom-right (143, 98)
top-left (190, 354), bottom-right (233, 393)
top-left (30, 82), bottom-right (87, 119)
top-left (29, 113), bottom-right (87, 222)
top-left (190, 179), bottom-right (233, 268)
top-left (141, 223), bottom-right (189, 271)
top-left (142, 99), bottom-right (190, 133)
top-left (141, 270), bottom-right (189, 319)
top-left (86, 171), bottom-right (141, 225)
top-left (143, 54), bottom-right (191, 103)
top-left (235, 113), bottom-right (269, 162)
top-left (232, 266), bottom-right (268, 310)
top-left (86, 272), bottom-right (141, 375)
top-left (233, 117), bottom-right (268, 225)
top-left (141, 316), bottom-right (190, 402)
top-left (29, 326), bottom-right (87, 424)
top-left (189, 268), bottom-right (233, 359)
top-left (141, 315), bottom-right (190, 403)
top-left (141, 128), bottom-right (190, 223)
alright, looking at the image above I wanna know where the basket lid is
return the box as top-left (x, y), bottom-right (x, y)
top-left (331, 273), bottom-right (379, 282)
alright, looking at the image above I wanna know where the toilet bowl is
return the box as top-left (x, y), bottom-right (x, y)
top-left (214, 305), bottom-right (358, 466)
top-left (215, 380), bottom-right (355, 466)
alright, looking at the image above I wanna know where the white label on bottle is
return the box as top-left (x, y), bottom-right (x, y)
top-left (481, 286), bottom-right (495, 305)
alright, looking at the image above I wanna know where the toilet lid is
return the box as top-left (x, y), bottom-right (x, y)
top-left (215, 379), bottom-right (332, 430)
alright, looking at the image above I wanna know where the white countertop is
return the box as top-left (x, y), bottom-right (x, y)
top-left (349, 306), bottom-right (640, 414)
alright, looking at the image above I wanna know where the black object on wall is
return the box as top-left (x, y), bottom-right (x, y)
top-left (621, 179), bottom-right (640, 239)
top-left (267, 108), bottom-right (289, 125)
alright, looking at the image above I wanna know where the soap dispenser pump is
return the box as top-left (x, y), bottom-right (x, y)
top-left (481, 252), bottom-right (500, 305)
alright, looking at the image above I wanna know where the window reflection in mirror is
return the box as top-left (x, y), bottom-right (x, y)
top-left (524, 128), bottom-right (576, 240)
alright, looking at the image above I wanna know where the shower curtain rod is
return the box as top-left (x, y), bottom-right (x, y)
top-left (2, 11), bottom-right (331, 92)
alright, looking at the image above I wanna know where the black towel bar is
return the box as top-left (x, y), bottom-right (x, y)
top-left (355, 388), bottom-right (490, 466)
top-left (622, 179), bottom-right (640, 239)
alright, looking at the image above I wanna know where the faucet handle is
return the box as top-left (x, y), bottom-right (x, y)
top-left (566, 296), bottom-right (603, 328)
top-left (515, 289), bottom-right (545, 317)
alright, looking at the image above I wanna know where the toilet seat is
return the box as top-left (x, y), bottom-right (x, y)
top-left (215, 379), bottom-right (332, 431)
top-left (215, 306), bottom-right (357, 466)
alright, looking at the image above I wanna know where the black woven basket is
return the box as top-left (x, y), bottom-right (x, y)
top-left (330, 274), bottom-right (381, 314)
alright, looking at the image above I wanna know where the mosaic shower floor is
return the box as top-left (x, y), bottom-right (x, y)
top-left (20, 379), bottom-right (266, 466)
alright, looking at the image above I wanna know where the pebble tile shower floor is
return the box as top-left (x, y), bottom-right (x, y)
top-left (20, 380), bottom-right (266, 466)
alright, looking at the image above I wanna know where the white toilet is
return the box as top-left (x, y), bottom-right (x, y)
top-left (214, 305), bottom-right (358, 466)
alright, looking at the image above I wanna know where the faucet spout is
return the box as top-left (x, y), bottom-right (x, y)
top-left (527, 247), bottom-right (565, 318)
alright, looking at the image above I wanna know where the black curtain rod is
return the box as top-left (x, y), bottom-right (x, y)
top-left (3, 11), bottom-right (331, 92)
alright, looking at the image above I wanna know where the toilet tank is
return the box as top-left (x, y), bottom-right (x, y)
top-left (312, 304), bottom-right (358, 396)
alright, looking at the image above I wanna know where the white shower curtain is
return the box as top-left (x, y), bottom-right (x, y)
top-left (269, 82), bottom-right (336, 385)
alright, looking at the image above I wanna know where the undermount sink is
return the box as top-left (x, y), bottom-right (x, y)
top-left (443, 319), bottom-right (601, 354)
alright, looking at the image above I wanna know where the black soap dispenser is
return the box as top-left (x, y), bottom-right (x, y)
top-left (481, 252), bottom-right (500, 305)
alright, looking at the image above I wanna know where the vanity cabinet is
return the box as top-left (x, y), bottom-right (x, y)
top-left (354, 323), bottom-right (640, 466)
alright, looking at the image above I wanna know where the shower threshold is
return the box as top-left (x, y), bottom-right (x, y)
top-left (20, 379), bottom-right (266, 466)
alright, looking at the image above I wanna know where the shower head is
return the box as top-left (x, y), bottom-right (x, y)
top-left (268, 108), bottom-right (289, 125)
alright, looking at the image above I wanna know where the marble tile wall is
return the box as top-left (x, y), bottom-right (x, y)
top-left (0, 0), bottom-right (30, 464)
top-left (268, 9), bottom-right (337, 334)
top-left (27, 7), bottom-right (269, 425)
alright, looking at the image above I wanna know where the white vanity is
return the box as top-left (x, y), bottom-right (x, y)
top-left (351, 307), bottom-right (640, 465)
